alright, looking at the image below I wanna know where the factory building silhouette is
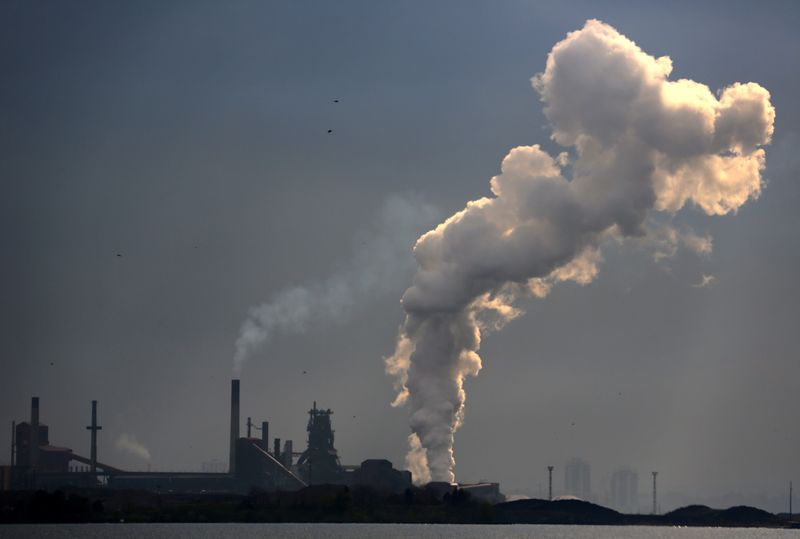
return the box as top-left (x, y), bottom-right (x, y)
top-left (2, 379), bottom-right (504, 500)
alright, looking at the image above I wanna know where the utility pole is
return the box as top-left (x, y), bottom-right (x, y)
top-left (548, 466), bottom-right (554, 501)
top-left (652, 471), bottom-right (658, 515)
top-left (85, 400), bottom-right (102, 474)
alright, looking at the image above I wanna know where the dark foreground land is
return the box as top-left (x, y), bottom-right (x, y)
top-left (1, 485), bottom-right (797, 528)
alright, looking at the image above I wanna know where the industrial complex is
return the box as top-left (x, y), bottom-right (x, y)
top-left (1, 380), bottom-right (503, 504)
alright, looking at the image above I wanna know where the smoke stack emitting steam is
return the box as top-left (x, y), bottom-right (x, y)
top-left (233, 196), bottom-right (439, 376)
top-left (386, 20), bottom-right (775, 483)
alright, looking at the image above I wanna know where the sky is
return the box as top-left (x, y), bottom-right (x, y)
top-left (1, 0), bottom-right (799, 513)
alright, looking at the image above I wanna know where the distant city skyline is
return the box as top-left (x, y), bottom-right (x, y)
top-left (564, 458), bottom-right (592, 501)
top-left (610, 468), bottom-right (639, 513)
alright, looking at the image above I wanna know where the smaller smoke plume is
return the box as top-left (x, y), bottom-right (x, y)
top-left (115, 433), bottom-right (151, 461)
top-left (234, 195), bottom-right (440, 374)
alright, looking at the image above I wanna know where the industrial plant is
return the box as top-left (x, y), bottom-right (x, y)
top-left (1, 380), bottom-right (502, 504)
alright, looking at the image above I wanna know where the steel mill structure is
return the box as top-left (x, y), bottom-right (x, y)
top-left (1, 379), bottom-right (441, 498)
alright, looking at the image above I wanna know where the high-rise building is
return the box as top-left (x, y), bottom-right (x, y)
top-left (610, 468), bottom-right (639, 513)
top-left (564, 457), bottom-right (591, 500)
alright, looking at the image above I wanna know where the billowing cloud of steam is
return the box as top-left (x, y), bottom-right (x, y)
top-left (234, 195), bottom-right (440, 374)
top-left (386, 19), bottom-right (774, 484)
top-left (115, 433), bottom-right (151, 461)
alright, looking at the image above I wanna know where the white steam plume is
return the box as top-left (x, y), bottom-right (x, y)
top-left (386, 19), bottom-right (774, 484)
top-left (234, 195), bottom-right (440, 374)
top-left (115, 433), bottom-right (151, 461)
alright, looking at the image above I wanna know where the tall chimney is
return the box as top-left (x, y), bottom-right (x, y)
top-left (274, 438), bottom-right (281, 460)
top-left (30, 397), bottom-right (39, 468)
top-left (85, 400), bottom-right (102, 474)
top-left (229, 379), bottom-right (240, 474)
top-left (283, 440), bottom-right (293, 468)
top-left (261, 421), bottom-right (269, 451)
top-left (10, 421), bottom-right (15, 467)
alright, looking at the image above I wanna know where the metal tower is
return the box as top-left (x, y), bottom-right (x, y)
top-left (297, 402), bottom-right (343, 484)
top-left (85, 400), bottom-right (102, 474)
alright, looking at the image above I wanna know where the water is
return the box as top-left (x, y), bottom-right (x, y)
top-left (0, 524), bottom-right (797, 539)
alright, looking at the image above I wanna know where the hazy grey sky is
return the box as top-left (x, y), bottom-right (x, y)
top-left (1, 0), bottom-right (798, 512)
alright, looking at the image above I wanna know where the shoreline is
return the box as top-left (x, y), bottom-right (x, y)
top-left (1, 488), bottom-right (797, 528)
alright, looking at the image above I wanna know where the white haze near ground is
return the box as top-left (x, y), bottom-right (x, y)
top-left (234, 195), bottom-right (440, 374)
top-left (386, 20), bottom-right (775, 484)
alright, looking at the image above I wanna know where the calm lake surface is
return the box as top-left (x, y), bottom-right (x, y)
top-left (0, 524), bottom-right (797, 539)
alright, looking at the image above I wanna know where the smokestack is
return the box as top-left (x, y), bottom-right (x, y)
top-left (283, 440), bottom-right (293, 468)
top-left (10, 421), bottom-right (15, 468)
top-left (274, 438), bottom-right (281, 460)
top-left (261, 421), bottom-right (269, 451)
top-left (229, 379), bottom-right (240, 474)
top-left (85, 400), bottom-right (102, 474)
top-left (547, 466), bottom-right (554, 501)
top-left (29, 397), bottom-right (39, 468)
